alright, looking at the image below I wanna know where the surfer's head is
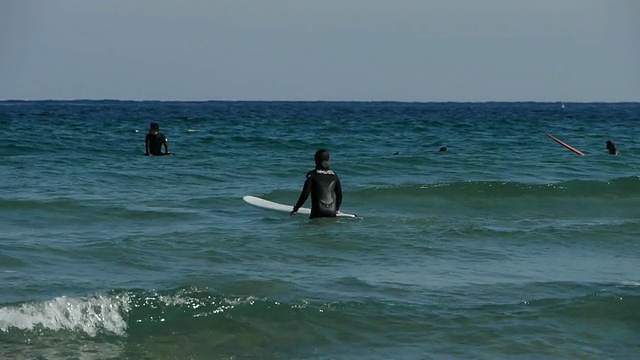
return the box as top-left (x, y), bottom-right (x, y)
top-left (149, 122), bottom-right (159, 134)
top-left (314, 149), bottom-right (330, 169)
top-left (439, 146), bottom-right (447, 152)
top-left (605, 140), bottom-right (617, 155)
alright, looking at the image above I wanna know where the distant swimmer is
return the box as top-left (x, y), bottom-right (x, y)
top-left (605, 140), bottom-right (620, 155)
top-left (439, 146), bottom-right (448, 152)
top-left (291, 149), bottom-right (343, 219)
top-left (145, 122), bottom-right (171, 156)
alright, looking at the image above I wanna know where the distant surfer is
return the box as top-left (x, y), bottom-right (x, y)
top-left (605, 140), bottom-right (620, 155)
top-left (145, 122), bottom-right (171, 156)
top-left (439, 146), bottom-right (447, 152)
top-left (290, 149), bottom-right (343, 219)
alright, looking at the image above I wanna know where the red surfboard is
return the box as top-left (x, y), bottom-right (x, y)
top-left (545, 133), bottom-right (585, 156)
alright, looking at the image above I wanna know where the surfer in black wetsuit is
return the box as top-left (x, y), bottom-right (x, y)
top-left (605, 140), bottom-right (620, 155)
top-left (291, 149), bottom-right (343, 219)
top-left (145, 122), bottom-right (171, 156)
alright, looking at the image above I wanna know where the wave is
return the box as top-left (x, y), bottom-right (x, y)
top-left (348, 176), bottom-right (640, 200)
top-left (0, 288), bottom-right (289, 339)
top-left (0, 293), bottom-right (130, 336)
top-left (1, 283), bottom-right (637, 338)
top-left (1, 284), bottom-right (638, 358)
top-left (0, 198), bottom-right (196, 221)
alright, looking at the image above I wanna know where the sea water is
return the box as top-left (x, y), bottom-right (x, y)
top-left (1, 101), bottom-right (639, 359)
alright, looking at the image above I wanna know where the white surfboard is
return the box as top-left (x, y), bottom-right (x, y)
top-left (242, 196), bottom-right (357, 218)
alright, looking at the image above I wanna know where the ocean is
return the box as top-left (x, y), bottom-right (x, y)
top-left (1, 101), bottom-right (639, 359)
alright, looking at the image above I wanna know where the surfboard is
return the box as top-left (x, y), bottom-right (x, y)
top-left (242, 195), bottom-right (357, 218)
top-left (545, 133), bottom-right (584, 156)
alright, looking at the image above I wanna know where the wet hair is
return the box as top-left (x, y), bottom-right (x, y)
top-left (314, 149), bottom-right (330, 169)
top-left (150, 122), bottom-right (159, 131)
top-left (439, 146), bottom-right (448, 152)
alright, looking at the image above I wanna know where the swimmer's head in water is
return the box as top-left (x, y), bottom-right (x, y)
top-left (150, 122), bottom-right (160, 133)
top-left (314, 149), bottom-right (330, 169)
top-left (606, 140), bottom-right (618, 154)
top-left (439, 146), bottom-right (448, 152)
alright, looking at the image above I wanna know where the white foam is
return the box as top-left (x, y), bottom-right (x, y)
top-left (153, 293), bottom-right (261, 315)
top-left (0, 294), bottom-right (130, 336)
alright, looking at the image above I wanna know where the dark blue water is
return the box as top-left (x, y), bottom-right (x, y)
top-left (1, 101), bottom-right (639, 359)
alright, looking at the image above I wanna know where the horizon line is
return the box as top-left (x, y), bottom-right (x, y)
top-left (1, 98), bottom-right (639, 104)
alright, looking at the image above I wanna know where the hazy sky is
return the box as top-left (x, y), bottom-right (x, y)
top-left (1, 0), bottom-right (638, 101)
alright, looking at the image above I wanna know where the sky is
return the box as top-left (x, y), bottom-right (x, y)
top-left (1, 0), bottom-right (638, 101)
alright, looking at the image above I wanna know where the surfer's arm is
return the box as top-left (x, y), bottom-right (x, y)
top-left (144, 136), bottom-right (151, 156)
top-left (163, 139), bottom-right (170, 154)
top-left (292, 177), bottom-right (312, 213)
top-left (335, 177), bottom-right (343, 212)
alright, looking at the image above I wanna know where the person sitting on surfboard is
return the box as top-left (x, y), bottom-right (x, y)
top-left (605, 140), bottom-right (620, 155)
top-left (290, 149), bottom-right (343, 219)
top-left (145, 122), bottom-right (171, 156)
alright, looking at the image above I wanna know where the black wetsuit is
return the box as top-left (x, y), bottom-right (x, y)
top-left (293, 168), bottom-right (343, 218)
top-left (145, 133), bottom-right (167, 155)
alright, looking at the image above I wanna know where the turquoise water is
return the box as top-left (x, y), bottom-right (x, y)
top-left (1, 101), bottom-right (639, 359)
